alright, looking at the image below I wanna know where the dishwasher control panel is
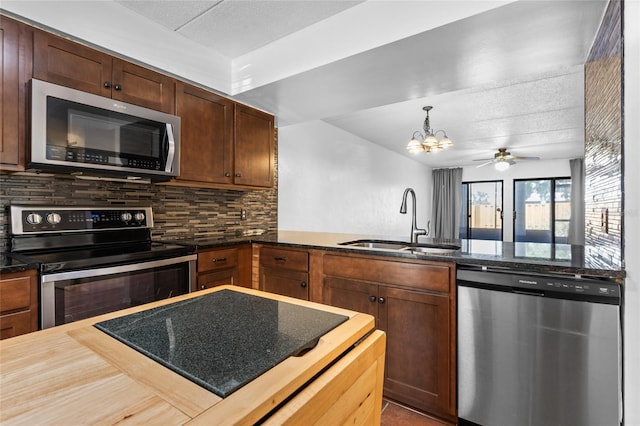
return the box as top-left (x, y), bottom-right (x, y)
top-left (457, 267), bottom-right (620, 303)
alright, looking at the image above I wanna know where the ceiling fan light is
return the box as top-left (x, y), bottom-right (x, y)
top-left (407, 138), bottom-right (423, 154)
top-left (494, 160), bottom-right (510, 171)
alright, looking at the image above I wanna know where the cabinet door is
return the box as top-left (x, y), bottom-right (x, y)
top-left (260, 267), bottom-right (308, 300)
top-left (1, 17), bottom-right (30, 171)
top-left (176, 83), bottom-right (233, 183)
top-left (33, 31), bottom-right (112, 97)
top-left (111, 59), bottom-right (175, 114)
top-left (196, 269), bottom-right (237, 291)
top-left (378, 286), bottom-right (452, 418)
top-left (0, 269), bottom-right (38, 338)
top-left (323, 277), bottom-right (378, 320)
top-left (234, 104), bottom-right (274, 188)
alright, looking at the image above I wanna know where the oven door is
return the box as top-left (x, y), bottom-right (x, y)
top-left (40, 255), bottom-right (196, 329)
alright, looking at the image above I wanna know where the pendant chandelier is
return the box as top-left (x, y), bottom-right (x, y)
top-left (406, 106), bottom-right (453, 154)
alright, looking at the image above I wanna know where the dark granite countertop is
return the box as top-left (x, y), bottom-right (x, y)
top-left (0, 254), bottom-right (38, 274)
top-left (154, 230), bottom-right (625, 281)
top-left (270, 231), bottom-right (625, 281)
top-left (94, 289), bottom-right (348, 398)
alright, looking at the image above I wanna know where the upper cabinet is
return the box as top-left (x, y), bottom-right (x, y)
top-left (33, 31), bottom-right (175, 114)
top-left (173, 81), bottom-right (275, 190)
top-left (234, 104), bottom-right (275, 188)
top-left (1, 16), bottom-right (32, 171)
top-left (175, 83), bottom-right (234, 185)
top-left (1, 16), bottom-right (275, 187)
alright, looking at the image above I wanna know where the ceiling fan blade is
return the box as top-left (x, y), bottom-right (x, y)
top-left (473, 158), bottom-right (495, 162)
top-left (512, 156), bottom-right (540, 161)
top-left (476, 160), bottom-right (494, 168)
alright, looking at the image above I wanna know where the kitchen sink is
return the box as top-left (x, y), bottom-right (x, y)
top-left (338, 239), bottom-right (409, 250)
top-left (338, 239), bottom-right (461, 254)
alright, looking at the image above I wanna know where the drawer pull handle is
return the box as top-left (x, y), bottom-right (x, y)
top-left (369, 295), bottom-right (376, 302)
top-left (274, 256), bottom-right (288, 262)
top-left (212, 257), bottom-right (227, 263)
top-left (300, 281), bottom-right (307, 288)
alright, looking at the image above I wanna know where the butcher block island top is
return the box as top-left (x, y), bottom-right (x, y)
top-left (0, 286), bottom-right (385, 425)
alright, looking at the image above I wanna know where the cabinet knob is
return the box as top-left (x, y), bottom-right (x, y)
top-left (235, 172), bottom-right (242, 178)
top-left (200, 284), bottom-right (206, 289)
top-left (378, 297), bottom-right (385, 304)
top-left (114, 83), bottom-right (122, 91)
top-left (225, 172), bottom-right (231, 177)
top-left (300, 281), bottom-right (307, 288)
top-left (369, 295), bottom-right (376, 303)
top-left (212, 257), bottom-right (227, 263)
top-left (104, 81), bottom-right (112, 88)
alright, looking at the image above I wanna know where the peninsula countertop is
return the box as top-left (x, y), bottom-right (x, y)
top-left (164, 230), bottom-right (625, 281)
top-left (0, 286), bottom-right (383, 425)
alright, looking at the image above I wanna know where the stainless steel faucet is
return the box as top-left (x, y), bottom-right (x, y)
top-left (400, 188), bottom-right (429, 243)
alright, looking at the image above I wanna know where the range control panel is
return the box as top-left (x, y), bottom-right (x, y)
top-left (10, 205), bottom-right (153, 234)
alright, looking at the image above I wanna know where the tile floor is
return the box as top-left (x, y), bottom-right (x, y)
top-left (380, 400), bottom-right (453, 426)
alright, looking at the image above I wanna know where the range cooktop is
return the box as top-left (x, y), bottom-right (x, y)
top-left (94, 289), bottom-right (349, 397)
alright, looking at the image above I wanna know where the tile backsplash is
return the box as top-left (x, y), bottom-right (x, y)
top-left (0, 173), bottom-right (277, 251)
top-left (584, 0), bottom-right (623, 268)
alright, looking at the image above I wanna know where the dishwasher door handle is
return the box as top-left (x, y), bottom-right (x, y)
top-left (512, 288), bottom-right (545, 297)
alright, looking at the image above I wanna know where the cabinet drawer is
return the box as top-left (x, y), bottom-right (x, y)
top-left (323, 254), bottom-right (452, 293)
top-left (198, 248), bottom-right (238, 273)
top-left (0, 275), bottom-right (33, 313)
top-left (260, 247), bottom-right (308, 272)
top-left (0, 310), bottom-right (33, 340)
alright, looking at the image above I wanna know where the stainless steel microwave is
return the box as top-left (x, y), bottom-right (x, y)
top-left (29, 79), bottom-right (180, 180)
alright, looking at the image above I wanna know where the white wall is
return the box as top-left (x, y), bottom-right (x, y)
top-left (623, 1), bottom-right (640, 424)
top-left (462, 159), bottom-right (571, 242)
top-left (278, 121), bottom-right (432, 238)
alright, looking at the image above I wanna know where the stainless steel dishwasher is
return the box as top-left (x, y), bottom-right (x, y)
top-left (457, 266), bottom-right (622, 426)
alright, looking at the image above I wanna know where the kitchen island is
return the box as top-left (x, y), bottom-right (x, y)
top-left (0, 286), bottom-right (385, 425)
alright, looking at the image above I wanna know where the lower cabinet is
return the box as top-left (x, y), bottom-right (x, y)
top-left (196, 245), bottom-right (252, 291)
top-left (322, 254), bottom-right (456, 423)
top-left (259, 246), bottom-right (309, 300)
top-left (0, 269), bottom-right (38, 339)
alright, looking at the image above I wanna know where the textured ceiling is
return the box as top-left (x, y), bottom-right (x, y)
top-left (116, 0), bottom-right (363, 58)
top-left (113, 0), bottom-right (606, 167)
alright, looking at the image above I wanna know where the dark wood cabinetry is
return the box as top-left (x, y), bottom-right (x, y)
top-left (175, 83), bottom-right (234, 185)
top-left (259, 246), bottom-right (309, 300)
top-left (196, 245), bottom-right (252, 291)
top-left (322, 254), bottom-right (456, 423)
top-left (1, 16), bottom-right (31, 171)
top-left (0, 269), bottom-right (38, 339)
top-left (233, 104), bottom-right (275, 188)
top-left (1, 16), bottom-right (275, 187)
top-left (173, 83), bottom-right (275, 189)
top-left (33, 30), bottom-right (175, 113)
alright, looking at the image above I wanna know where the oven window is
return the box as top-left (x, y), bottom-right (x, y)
top-left (53, 263), bottom-right (189, 326)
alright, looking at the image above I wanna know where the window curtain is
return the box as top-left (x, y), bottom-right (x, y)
top-left (568, 158), bottom-right (585, 245)
top-left (431, 167), bottom-right (463, 239)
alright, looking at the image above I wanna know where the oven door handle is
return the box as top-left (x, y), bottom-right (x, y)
top-left (41, 255), bottom-right (197, 282)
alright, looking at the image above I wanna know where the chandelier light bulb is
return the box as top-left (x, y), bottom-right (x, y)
top-left (407, 137), bottom-right (423, 154)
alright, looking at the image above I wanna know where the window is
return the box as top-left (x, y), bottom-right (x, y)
top-left (459, 181), bottom-right (503, 241)
top-left (513, 178), bottom-right (571, 243)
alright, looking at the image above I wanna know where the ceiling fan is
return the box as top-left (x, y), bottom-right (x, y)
top-left (474, 148), bottom-right (540, 171)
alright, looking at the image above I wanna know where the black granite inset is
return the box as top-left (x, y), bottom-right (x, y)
top-left (94, 289), bottom-right (348, 398)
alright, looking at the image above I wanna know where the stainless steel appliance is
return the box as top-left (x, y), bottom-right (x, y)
top-left (29, 79), bottom-right (180, 181)
top-left (9, 205), bottom-right (196, 329)
top-left (457, 266), bottom-right (622, 426)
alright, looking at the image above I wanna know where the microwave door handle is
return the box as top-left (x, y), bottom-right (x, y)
top-left (165, 123), bottom-right (176, 173)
